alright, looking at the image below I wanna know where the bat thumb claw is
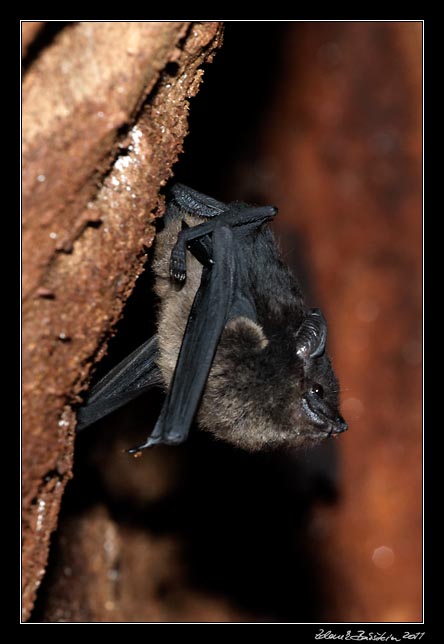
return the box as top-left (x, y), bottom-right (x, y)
top-left (127, 436), bottom-right (162, 454)
top-left (127, 429), bottom-right (188, 453)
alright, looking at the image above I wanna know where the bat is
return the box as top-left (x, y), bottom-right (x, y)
top-left (76, 184), bottom-right (348, 453)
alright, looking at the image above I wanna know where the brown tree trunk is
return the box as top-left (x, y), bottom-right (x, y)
top-left (21, 20), bottom-right (223, 621)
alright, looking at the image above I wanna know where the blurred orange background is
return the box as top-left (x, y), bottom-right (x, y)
top-left (266, 22), bottom-right (422, 622)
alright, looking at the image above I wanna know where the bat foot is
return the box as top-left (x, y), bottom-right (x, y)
top-left (170, 268), bottom-right (187, 283)
top-left (170, 244), bottom-right (187, 283)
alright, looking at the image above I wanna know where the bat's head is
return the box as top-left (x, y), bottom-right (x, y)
top-left (198, 309), bottom-right (347, 451)
top-left (290, 308), bottom-right (348, 445)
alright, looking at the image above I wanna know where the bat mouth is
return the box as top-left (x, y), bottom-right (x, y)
top-left (301, 395), bottom-right (348, 438)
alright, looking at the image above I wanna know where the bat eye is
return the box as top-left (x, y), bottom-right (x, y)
top-left (311, 383), bottom-right (324, 398)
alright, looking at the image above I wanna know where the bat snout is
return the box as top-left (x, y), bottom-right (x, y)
top-left (300, 394), bottom-right (348, 440)
top-left (331, 416), bottom-right (348, 434)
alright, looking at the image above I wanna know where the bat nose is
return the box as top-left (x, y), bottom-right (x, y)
top-left (332, 416), bottom-right (348, 434)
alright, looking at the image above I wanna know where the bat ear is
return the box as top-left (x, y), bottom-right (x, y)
top-left (225, 317), bottom-right (269, 350)
top-left (295, 308), bottom-right (327, 361)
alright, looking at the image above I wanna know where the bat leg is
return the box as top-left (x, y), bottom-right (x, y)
top-left (170, 205), bottom-right (277, 282)
top-left (127, 226), bottom-right (236, 452)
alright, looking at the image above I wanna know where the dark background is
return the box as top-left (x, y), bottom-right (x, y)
top-left (33, 21), bottom-right (422, 623)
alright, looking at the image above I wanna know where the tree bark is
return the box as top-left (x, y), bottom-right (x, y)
top-left (21, 20), bottom-right (223, 621)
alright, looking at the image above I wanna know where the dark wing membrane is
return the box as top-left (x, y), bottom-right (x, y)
top-left (76, 335), bottom-right (162, 431)
top-left (130, 226), bottom-right (235, 450)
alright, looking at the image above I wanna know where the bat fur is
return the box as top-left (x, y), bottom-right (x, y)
top-left (152, 203), bottom-right (346, 451)
top-left (77, 185), bottom-right (347, 452)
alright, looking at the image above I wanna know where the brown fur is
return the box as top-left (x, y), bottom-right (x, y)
top-left (152, 214), bottom-right (205, 384)
top-left (152, 208), bottom-right (345, 452)
top-left (153, 219), bottom-right (305, 451)
top-left (77, 189), bottom-right (345, 451)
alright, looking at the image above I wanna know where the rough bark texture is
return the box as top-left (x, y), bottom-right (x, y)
top-left (22, 20), bottom-right (223, 622)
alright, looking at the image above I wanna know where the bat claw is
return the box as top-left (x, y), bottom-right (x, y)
top-left (127, 435), bottom-right (162, 453)
top-left (127, 429), bottom-right (188, 453)
top-left (169, 245), bottom-right (187, 283)
top-left (170, 269), bottom-right (187, 282)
